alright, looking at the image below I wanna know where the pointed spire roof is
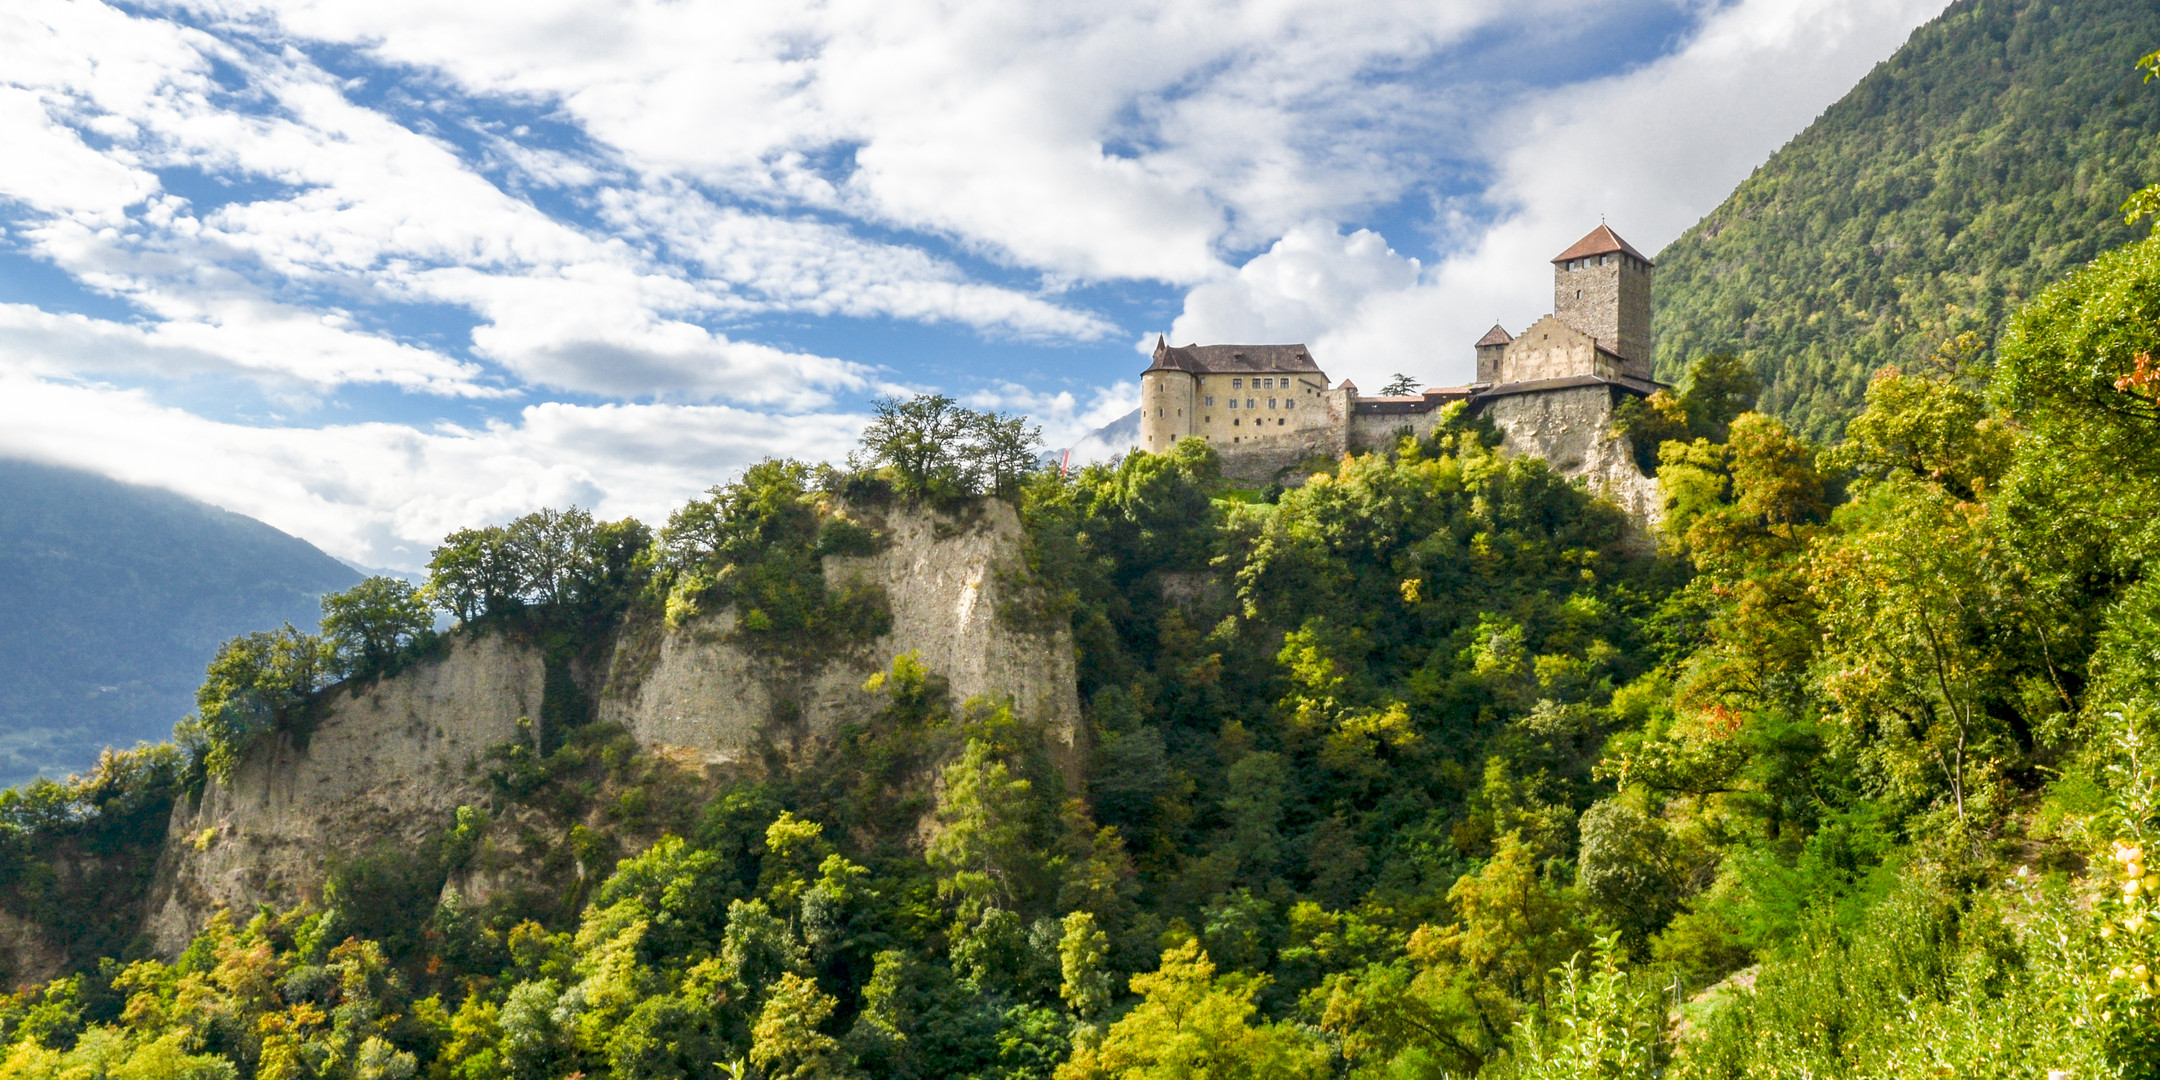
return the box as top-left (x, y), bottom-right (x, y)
top-left (1552, 224), bottom-right (1651, 266)
top-left (1474, 324), bottom-right (1513, 348)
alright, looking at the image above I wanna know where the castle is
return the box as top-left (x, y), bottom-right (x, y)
top-left (1138, 223), bottom-right (1665, 517)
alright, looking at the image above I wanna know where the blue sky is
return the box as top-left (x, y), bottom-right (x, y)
top-left (0, 0), bottom-right (1945, 570)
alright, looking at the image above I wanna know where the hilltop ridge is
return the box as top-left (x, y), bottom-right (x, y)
top-left (1653, 0), bottom-right (2160, 438)
top-left (0, 460), bottom-right (359, 786)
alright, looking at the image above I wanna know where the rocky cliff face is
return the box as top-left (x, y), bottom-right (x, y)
top-left (600, 499), bottom-right (1081, 776)
top-left (143, 500), bottom-right (1080, 955)
top-left (145, 631), bottom-right (544, 954)
top-left (1481, 386), bottom-right (1662, 532)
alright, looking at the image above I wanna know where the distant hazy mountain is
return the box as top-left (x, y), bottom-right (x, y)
top-left (0, 459), bottom-right (359, 787)
top-left (1049, 409), bottom-right (1140, 469)
top-left (1653, 0), bottom-right (2160, 440)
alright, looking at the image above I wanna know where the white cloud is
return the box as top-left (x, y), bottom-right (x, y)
top-left (0, 371), bottom-right (862, 569)
top-left (0, 87), bottom-right (158, 218)
top-left (597, 186), bottom-right (1117, 340)
top-left (1165, 225), bottom-right (1421, 363)
top-left (0, 298), bottom-right (493, 395)
top-left (0, 0), bottom-right (1118, 408)
top-left (1155, 0), bottom-right (1947, 392)
top-left (167, 0), bottom-right (1589, 282)
top-left (963, 379), bottom-right (1139, 451)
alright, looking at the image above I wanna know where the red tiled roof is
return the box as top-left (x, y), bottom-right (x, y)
top-left (1551, 224), bottom-right (1652, 266)
top-left (1146, 339), bottom-right (1322, 375)
top-left (1474, 324), bottom-right (1512, 347)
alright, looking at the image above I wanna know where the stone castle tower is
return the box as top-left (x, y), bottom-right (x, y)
top-left (1551, 223), bottom-right (1653, 375)
top-left (1136, 223), bottom-right (1665, 523)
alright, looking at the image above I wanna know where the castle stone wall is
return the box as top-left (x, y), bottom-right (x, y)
top-left (1480, 385), bottom-right (1661, 528)
top-left (1495, 317), bottom-right (1626, 384)
top-left (1139, 371), bottom-right (1197, 454)
top-left (1148, 370), bottom-right (1345, 483)
top-left (1553, 255), bottom-right (1652, 375)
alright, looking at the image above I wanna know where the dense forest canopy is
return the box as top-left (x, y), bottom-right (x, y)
top-left (1652, 0), bottom-right (2160, 440)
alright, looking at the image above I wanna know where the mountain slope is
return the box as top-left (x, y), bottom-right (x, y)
top-left (1652, 0), bottom-right (2160, 440)
top-left (0, 459), bottom-right (358, 786)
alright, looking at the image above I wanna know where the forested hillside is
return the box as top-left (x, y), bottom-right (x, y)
top-left (8, 212), bottom-right (2160, 1073)
top-left (0, 460), bottom-right (358, 787)
top-left (10, 30), bottom-right (2160, 1075)
top-left (1652, 0), bottom-right (2160, 439)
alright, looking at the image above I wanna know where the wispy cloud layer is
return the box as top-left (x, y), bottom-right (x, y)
top-left (0, 0), bottom-right (1946, 566)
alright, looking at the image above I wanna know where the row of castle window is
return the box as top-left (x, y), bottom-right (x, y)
top-left (1204, 397), bottom-right (1292, 409)
top-left (1561, 253), bottom-right (1643, 272)
top-left (1229, 377), bottom-right (1290, 389)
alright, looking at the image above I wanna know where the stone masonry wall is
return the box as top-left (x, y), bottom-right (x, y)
top-left (1477, 385), bottom-right (1662, 529)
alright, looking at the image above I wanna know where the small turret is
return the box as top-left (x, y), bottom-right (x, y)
top-left (1474, 324), bottom-right (1512, 384)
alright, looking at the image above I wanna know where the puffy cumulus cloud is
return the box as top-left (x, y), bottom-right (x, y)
top-left (963, 379), bottom-right (1139, 452)
top-left (0, 372), bottom-right (862, 570)
top-left (0, 87), bottom-right (159, 218)
top-left (1155, 0), bottom-right (1946, 391)
top-left (597, 187), bottom-right (1117, 340)
top-left (1164, 225), bottom-right (1422, 378)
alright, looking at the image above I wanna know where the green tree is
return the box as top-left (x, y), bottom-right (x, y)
top-left (855, 394), bottom-right (1041, 498)
top-left (1575, 800), bottom-right (1679, 946)
top-left (964, 408), bottom-right (1045, 498)
top-left (1055, 940), bottom-right (1327, 1080)
top-left (1506, 934), bottom-right (1663, 1080)
top-left (321, 576), bottom-right (433, 677)
top-left (426, 525), bottom-right (521, 623)
top-left (1615, 352), bottom-right (1762, 472)
top-left (178, 624), bottom-right (333, 780)
top-left (748, 973), bottom-right (852, 1080)
top-left (856, 394), bottom-right (976, 495)
top-left (927, 715), bottom-right (1048, 920)
top-left (1057, 912), bottom-right (1114, 1021)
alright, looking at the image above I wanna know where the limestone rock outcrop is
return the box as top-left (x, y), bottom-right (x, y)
top-left (601, 499), bottom-right (1081, 777)
top-left (145, 631), bottom-right (543, 954)
top-left (143, 500), bottom-right (1080, 955)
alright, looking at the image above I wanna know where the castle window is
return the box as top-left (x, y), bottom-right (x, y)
top-left (1228, 398), bottom-right (1237, 409)
top-left (1285, 400), bottom-right (1295, 410)
top-left (1205, 396), bottom-right (1215, 406)
top-left (1268, 398), bottom-right (1277, 409)
top-left (1233, 418), bottom-right (1240, 426)
top-left (1246, 398), bottom-right (1254, 409)
top-left (1156, 407), bottom-right (1163, 417)
top-left (1263, 378), bottom-right (1274, 388)
top-left (1232, 378), bottom-right (1243, 389)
